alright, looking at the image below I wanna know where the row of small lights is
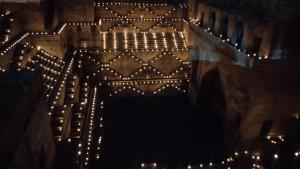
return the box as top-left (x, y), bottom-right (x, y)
top-left (28, 44), bottom-right (64, 95)
top-left (82, 51), bottom-right (190, 80)
top-left (122, 66), bottom-right (184, 79)
top-left (266, 135), bottom-right (285, 144)
top-left (96, 63), bottom-right (189, 80)
top-left (53, 105), bottom-right (69, 141)
top-left (2, 30), bottom-right (187, 55)
top-left (68, 105), bottom-right (84, 139)
top-left (80, 82), bottom-right (89, 105)
top-left (0, 12), bottom-right (14, 44)
top-left (75, 53), bottom-right (83, 70)
top-left (95, 3), bottom-right (182, 19)
top-left (24, 43), bottom-right (64, 64)
top-left (148, 21), bottom-right (179, 33)
top-left (98, 66), bottom-right (188, 80)
top-left (108, 81), bottom-right (186, 96)
top-left (265, 134), bottom-right (300, 159)
top-left (93, 2), bottom-right (168, 6)
top-left (109, 85), bottom-right (144, 96)
top-left (0, 11), bottom-right (10, 44)
top-left (12, 46), bottom-right (25, 71)
top-left (81, 87), bottom-right (97, 167)
top-left (139, 150), bottom-right (240, 169)
top-left (107, 79), bottom-right (188, 86)
top-left (104, 20), bottom-right (141, 32)
top-left (22, 44), bottom-right (64, 98)
top-left (29, 23), bottom-right (67, 35)
top-left (149, 51), bottom-right (189, 64)
top-left (0, 33), bottom-right (29, 56)
top-left (66, 22), bottom-right (101, 26)
top-left (48, 56), bottom-right (74, 114)
top-left (82, 49), bottom-right (189, 67)
top-left (95, 101), bottom-right (104, 160)
top-left (0, 3), bottom-right (186, 57)
top-left (26, 53), bottom-right (63, 97)
top-left (101, 18), bottom-right (183, 21)
top-left (96, 3), bottom-right (167, 18)
top-left (100, 31), bottom-right (188, 51)
top-left (264, 135), bottom-right (299, 163)
top-left (94, 1), bottom-right (185, 8)
top-left (188, 18), bottom-right (269, 60)
top-left (139, 148), bottom-right (300, 169)
top-left (101, 20), bottom-right (181, 33)
top-left (67, 83), bottom-right (89, 140)
top-left (65, 75), bottom-right (77, 101)
top-left (80, 48), bottom-right (188, 53)
top-left (153, 83), bottom-right (186, 95)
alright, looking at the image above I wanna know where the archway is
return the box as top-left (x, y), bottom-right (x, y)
top-left (219, 16), bottom-right (229, 38)
top-left (199, 12), bottom-right (205, 27)
top-left (231, 21), bottom-right (244, 49)
top-left (196, 68), bottom-right (227, 160)
top-left (208, 12), bottom-right (216, 32)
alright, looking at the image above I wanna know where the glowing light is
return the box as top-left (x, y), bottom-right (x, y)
top-left (162, 32), bottom-right (167, 48)
top-left (172, 33), bottom-right (178, 48)
top-left (180, 32), bottom-right (187, 48)
top-left (113, 32), bottom-right (117, 50)
top-left (103, 32), bottom-right (106, 49)
top-left (143, 32), bottom-right (148, 49)
top-left (134, 32), bottom-right (138, 49)
top-left (124, 31), bottom-right (128, 49)
top-left (152, 32), bottom-right (158, 49)
top-left (58, 23), bottom-right (67, 34)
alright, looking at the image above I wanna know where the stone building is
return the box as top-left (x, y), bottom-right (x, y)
top-left (0, 0), bottom-right (300, 169)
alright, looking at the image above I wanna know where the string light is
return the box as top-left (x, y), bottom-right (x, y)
top-left (58, 23), bottom-right (67, 34)
top-left (2, 3), bottom-right (297, 169)
top-left (143, 32), bottom-right (148, 49)
top-left (172, 32), bottom-right (178, 49)
top-left (153, 32), bottom-right (158, 49)
top-left (103, 32), bottom-right (106, 49)
top-left (188, 17), bottom-right (271, 63)
top-left (162, 32), bottom-right (167, 48)
top-left (81, 87), bottom-right (98, 167)
top-left (134, 32), bottom-right (138, 49)
top-left (113, 32), bottom-right (117, 50)
top-left (0, 33), bottom-right (29, 56)
top-left (124, 31), bottom-right (128, 49)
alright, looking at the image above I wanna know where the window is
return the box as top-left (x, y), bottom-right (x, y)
top-left (252, 36), bottom-right (262, 54)
top-left (200, 12), bottom-right (204, 27)
top-left (208, 12), bottom-right (216, 32)
top-left (230, 21), bottom-right (244, 48)
top-left (219, 16), bottom-right (228, 38)
top-left (259, 120), bottom-right (273, 137)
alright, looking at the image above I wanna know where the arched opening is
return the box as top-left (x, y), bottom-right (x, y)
top-left (219, 16), bottom-right (228, 38)
top-left (196, 68), bottom-right (227, 160)
top-left (208, 12), bottom-right (216, 32)
top-left (199, 12), bottom-right (204, 27)
top-left (231, 21), bottom-right (244, 49)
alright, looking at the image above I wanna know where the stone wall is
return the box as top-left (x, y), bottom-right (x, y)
top-left (188, 0), bottom-right (300, 140)
top-left (0, 71), bottom-right (55, 169)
